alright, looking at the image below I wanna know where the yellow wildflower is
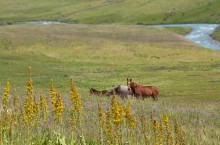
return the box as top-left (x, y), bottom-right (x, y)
top-left (53, 92), bottom-right (64, 121)
top-left (50, 79), bottom-right (56, 105)
top-left (40, 94), bottom-right (48, 124)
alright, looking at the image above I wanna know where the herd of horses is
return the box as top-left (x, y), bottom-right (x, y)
top-left (90, 78), bottom-right (159, 100)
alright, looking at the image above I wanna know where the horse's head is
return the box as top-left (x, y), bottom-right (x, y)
top-left (127, 78), bottom-right (137, 91)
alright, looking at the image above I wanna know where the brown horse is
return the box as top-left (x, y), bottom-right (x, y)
top-left (90, 88), bottom-right (108, 96)
top-left (127, 78), bottom-right (159, 100)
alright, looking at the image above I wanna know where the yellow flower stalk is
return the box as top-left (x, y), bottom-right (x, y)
top-left (105, 107), bottom-right (113, 145)
top-left (98, 103), bottom-right (105, 145)
top-left (33, 95), bottom-right (39, 114)
top-left (112, 102), bottom-right (123, 125)
top-left (124, 101), bottom-right (136, 129)
top-left (2, 82), bottom-right (11, 132)
top-left (174, 121), bottom-right (185, 145)
top-left (110, 95), bottom-right (117, 114)
top-left (13, 93), bottom-right (18, 114)
top-left (70, 114), bottom-right (76, 132)
top-left (50, 79), bottom-right (56, 105)
top-left (69, 78), bottom-right (82, 131)
top-left (158, 120), bottom-right (164, 145)
top-left (70, 78), bottom-right (82, 113)
top-left (98, 103), bottom-right (105, 129)
top-left (11, 93), bottom-right (18, 126)
top-left (2, 81), bottom-right (10, 111)
top-left (26, 67), bottom-right (33, 97)
top-left (23, 70), bottom-right (34, 127)
top-left (163, 112), bottom-right (168, 129)
top-left (110, 96), bottom-right (124, 145)
top-left (53, 92), bottom-right (64, 121)
top-left (124, 101), bottom-right (131, 119)
top-left (40, 94), bottom-right (48, 124)
top-left (153, 119), bottom-right (158, 144)
top-left (163, 112), bottom-right (172, 145)
top-left (69, 78), bottom-right (85, 145)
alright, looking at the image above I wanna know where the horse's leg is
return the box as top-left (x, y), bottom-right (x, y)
top-left (153, 92), bottom-right (158, 101)
top-left (151, 94), bottom-right (156, 100)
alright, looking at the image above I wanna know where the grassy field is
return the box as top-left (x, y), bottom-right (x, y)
top-left (0, 0), bottom-right (220, 24)
top-left (0, 24), bottom-right (220, 144)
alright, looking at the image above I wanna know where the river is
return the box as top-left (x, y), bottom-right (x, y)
top-left (155, 24), bottom-right (220, 50)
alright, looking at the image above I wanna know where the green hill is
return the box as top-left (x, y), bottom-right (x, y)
top-left (0, 0), bottom-right (220, 24)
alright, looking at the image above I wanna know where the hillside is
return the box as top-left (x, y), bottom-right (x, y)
top-left (0, 0), bottom-right (220, 24)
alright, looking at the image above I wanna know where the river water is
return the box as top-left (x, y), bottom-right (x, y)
top-left (14, 21), bottom-right (220, 50)
top-left (155, 24), bottom-right (220, 50)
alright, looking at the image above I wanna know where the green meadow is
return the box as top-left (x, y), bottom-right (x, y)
top-left (0, 24), bottom-right (220, 144)
top-left (0, 0), bottom-right (220, 144)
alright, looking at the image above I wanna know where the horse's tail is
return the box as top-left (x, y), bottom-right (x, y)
top-left (152, 86), bottom-right (159, 100)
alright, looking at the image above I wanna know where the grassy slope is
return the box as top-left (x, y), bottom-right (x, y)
top-left (212, 26), bottom-right (220, 42)
top-left (0, 24), bottom-right (220, 144)
top-left (0, 0), bottom-right (220, 24)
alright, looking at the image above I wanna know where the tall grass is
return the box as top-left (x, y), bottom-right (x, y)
top-left (0, 68), bottom-right (187, 145)
top-left (0, 67), bottom-right (220, 144)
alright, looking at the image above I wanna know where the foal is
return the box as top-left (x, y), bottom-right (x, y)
top-left (90, 88), bottom-right (108, 96)
top-left (127, 78), bottom-right (158, 100)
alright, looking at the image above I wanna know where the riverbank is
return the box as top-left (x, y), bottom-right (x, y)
top-left (212, 26), bottom-right (220, 42)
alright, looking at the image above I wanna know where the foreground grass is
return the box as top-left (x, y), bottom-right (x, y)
top-left (0, 76), bottom-right (219, 145)
top-left (0, 0), bottom-right (220, 24)
top-left (0, 24), bottom-right (220, 144)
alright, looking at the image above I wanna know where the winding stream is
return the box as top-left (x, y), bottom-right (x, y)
top-left (155, 24), bottom-right (220, 50)
top-left (11, 21), bottom-right (220, 50)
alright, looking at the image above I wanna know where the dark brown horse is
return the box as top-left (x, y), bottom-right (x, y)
top-left (90, 88), bottom-right (108, 96)
top-left (127, 78), bottom-right (159, 100)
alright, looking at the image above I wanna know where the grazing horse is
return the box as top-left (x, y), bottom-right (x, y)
top-left (127, 78), bottom-right (159, 100)
top-left (90, 88), bottom-right (108, 96)
top-left (106, 85), bottom-right (134, 98)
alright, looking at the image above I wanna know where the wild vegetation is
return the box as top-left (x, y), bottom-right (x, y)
top-left (0, 0), bottom-right (220, 144)
top-left (0, 69), bottom-right (187, 144)
top-left (0, 24), bottom-right (220, 144)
